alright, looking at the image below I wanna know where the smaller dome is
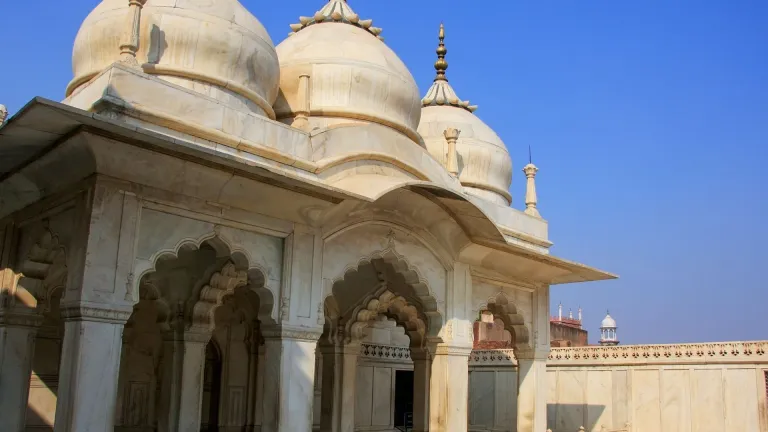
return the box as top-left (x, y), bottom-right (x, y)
top-left (275, 0), bottom-right (422, 142)
top-left (601, 312), bottom-right (617, 328)
top-left (417, 25), bottom-right (513, 206)
top-left (68, 0), bottom-right (280, 118)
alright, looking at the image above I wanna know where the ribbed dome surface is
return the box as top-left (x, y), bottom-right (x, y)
top-left (69, 0), bottom-right (280, 118)
top-left (419, 105), bottom-right (512, 205)
top-left (274, 1), bottom-right (422, 142)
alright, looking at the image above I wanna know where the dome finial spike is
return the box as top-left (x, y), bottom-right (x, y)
top-left (434, 22), bottom-right (448, 82)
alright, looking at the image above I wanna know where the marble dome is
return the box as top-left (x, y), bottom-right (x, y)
top-left (274, 0), bottom-right (422, 143)
top-left (68, 0), bottom-right (280, 119)
top-left (417, 25), bottom-right (513, 206)
top-left (601, 313), bottom-right (617, 328)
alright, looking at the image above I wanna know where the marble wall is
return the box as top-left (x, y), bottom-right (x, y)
top-left (546, 342), bottom-right (768, 432)
top-left (467, 342), bottom-right (768, 432)
top-left (546, 365), bottom-right (766, 432)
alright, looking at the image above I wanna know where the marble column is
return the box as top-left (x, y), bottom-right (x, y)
top-left (516, 352), bottom-right (549, 432)
top-left (429, 344), bottom-right (472, 432)
top-left (157, 330), bottom-right (210, 432)
top-left (411, 348), bottom-right (432, 432)
top-left (260, 328), bottom-right (321, 432)
top-left (339, 343), bottom-right (360, 432)
top-left (53, 305), bottom-right (131, 432)
top-left (319, 343), bottom-right (343, 432)
top-left (0, 312), bottom-right (42, 432)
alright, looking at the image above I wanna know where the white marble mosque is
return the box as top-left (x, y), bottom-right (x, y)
top-left (0, 1), bottom-right (766, 432)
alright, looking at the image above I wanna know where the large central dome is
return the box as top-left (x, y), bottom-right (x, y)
top-left (274, 0), bottom-right (422, 142)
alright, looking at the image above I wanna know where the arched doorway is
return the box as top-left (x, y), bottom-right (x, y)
top-left (201, 341), bottom-right (222, 432)
top-left (317, 253), bottom-right (441, 432)
top-left (114, 239), bottom-right (270, 432)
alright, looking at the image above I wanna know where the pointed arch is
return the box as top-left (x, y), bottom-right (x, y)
top-left (324, 248), bottom-right (444, 343)
top-left (345, 288), bottom-right (431, 349)
top-left (480, 292), bottom-right (531, 351)
top-left (137, 235), bottom-right (277, 326)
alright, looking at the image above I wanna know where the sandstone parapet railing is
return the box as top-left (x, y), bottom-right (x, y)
top-left (548, 341), bottom-right (768, 366)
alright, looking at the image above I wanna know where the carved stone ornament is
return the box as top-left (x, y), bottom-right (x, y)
top-left (316, 302), bottom-right (324, 325)
top-left (548, 341), bottom-right (768, 365)
top-left (0, 310), bottom-right (45, 328)
top-left (191, 261), bottom-right (248, 331)
top-left (60, 305), bottom-right (133, 324)
top-left (279, 295), bottom-right (290, 322)
top-left (261, 325), bottom-right (323, 342)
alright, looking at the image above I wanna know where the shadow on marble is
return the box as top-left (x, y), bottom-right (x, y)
top-left (546, 403), bottom-right (606, 432)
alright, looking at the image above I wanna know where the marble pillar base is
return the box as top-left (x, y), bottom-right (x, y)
top-left (260, 329), bottom-right (321, 432)
top-left (429, 345), bottom-right (472, 432)
top-left (54, 309), bottom-right (129, 432)
top-left (0, 317), bottom-right (41, 432)
top-left (517, 356), bottom-right (548, 432)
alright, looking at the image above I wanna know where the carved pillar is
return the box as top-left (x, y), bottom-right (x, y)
top-left (516, 351), bottom-right (549, 432)
top-left (319, 342), bottom-right (343, 432)
top-left (260, 328), bottom-right (322, 432)
top-left (157, 329), bottom-right (210, 432)
top-left (314, 339), bottom-right (360, 432)
top-left (516, 283), bottom-right (550, 432)
top-left (53, 305), bottom-right (131, 432)
top-left (411, 347), bottom-right (432, 432)
top-left (0, 310), bottom-right (42, 432)
top-left (54, 183), bottom-right (143, 432)
top-left (339, 343), bottom-right (360, 432)
top-left (244, 322), bottom-right (260, 432)
top-left (428, 344), bottom-right (472, 432)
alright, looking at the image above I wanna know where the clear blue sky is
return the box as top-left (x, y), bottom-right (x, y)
top-left (1, 1), bottom-right (766, 344)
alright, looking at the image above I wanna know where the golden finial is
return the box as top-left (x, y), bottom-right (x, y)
top-left (434, 22), bottom-right (448, 82)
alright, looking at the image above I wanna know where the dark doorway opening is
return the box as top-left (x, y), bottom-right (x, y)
top-left (394, 370), bottom-right (414, 431)
top-left (201, 341), bottom-right (222, 432)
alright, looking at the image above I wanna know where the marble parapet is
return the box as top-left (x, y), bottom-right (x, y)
top-left (548, 341), bottom-right (768, 366)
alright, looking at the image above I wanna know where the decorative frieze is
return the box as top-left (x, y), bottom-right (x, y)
top-left (548, 341), bottom-right (768, 366)
top-left (261, 325), bottom-right (322, 342)
top-left (469, 349), bottom-right (518, 366)
top-left (360, 343), bottom-right (411, 362)
top-left (60, 305), bottom-right (132, 324)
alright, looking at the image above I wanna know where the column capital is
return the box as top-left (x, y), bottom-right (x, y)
top-left (0, 308), bottom-right (44, 328)
top-left (430, 344), bottom-right (473, 357)
top-left (60, 302), bottom-right (132, 324)
top-left (261, 325), bottom-right (323, 342)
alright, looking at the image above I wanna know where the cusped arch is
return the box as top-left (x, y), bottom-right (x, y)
top-left (192, 261), bottom-right (245, 331)
top-left (480, 293), bottom-right (531, 351)
top-left (346, 289), bottom-right (431, 349)
top-left (135, 280), bottom-right (172, 333)
top-left (16, 227), bottom-right (68, 312)
top-left (331, 248), bottom-right (438, 313)
top-left (137, 235), bottom-right (277, 328)
top-left (325, 247), bottom-right (444, 338)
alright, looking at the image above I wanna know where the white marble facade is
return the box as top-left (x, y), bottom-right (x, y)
top-left (0, 1), bottom-right (616, 432)
top-left (0, 177), bottom-right (563, 432)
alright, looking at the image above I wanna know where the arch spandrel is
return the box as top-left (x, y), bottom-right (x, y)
top-left (133, 210), bottom-right (283, 319)
top-left (134, 231), bottom-right (278, 324)
top-left (322, 222), bottom-right (447, 314)
top-left (319, 185), bottom-right (507, 266)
